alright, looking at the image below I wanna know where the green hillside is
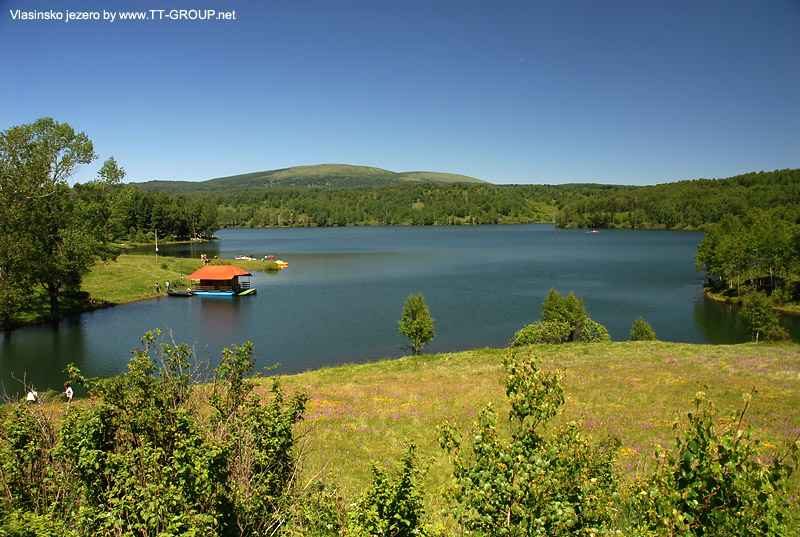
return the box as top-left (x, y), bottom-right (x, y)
top-left (133, 163), bottom-right (487, 194)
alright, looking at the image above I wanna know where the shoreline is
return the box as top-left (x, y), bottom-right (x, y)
top-left (1, 250), bottom-right (275, 333)
top-left (702, 287), bottom-right (800, 317)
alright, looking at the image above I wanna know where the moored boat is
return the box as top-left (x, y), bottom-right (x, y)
top-left (167, 289), bottom-right (194, 297)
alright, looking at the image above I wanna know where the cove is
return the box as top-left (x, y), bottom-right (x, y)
top-left (2, 224), bottom-right (798, 394)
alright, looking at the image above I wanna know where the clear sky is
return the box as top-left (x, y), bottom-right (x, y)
top-left (1, 0), bottom-right (798, 185)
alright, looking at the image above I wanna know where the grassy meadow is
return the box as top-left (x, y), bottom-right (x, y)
top-left (267, 341), bottom-right (800, 511)
top-left (12, 330), bottom-right (799, 528)
top-left (3, 251), bottom-right (277, 328)
top-left (81, 252), bottom-right (277, 304)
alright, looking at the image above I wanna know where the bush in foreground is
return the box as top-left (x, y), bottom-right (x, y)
top-left (0, 330), bottom-right (307, 537)
top-left (439, 348), bottom-right (619, 535)
top-left (1, 338), bottom-right (798, 536)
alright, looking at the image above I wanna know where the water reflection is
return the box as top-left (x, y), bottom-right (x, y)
top-left (693, 295), bottom-right (747, 344)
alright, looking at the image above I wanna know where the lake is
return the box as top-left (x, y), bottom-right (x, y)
top-left (2, 224), bottom-right (798, 395)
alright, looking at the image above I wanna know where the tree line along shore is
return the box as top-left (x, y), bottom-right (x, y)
top-left (2, 118), bottom-right (798, 331)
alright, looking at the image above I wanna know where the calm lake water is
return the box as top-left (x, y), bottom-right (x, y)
top-left (2, 224), bottom-right (798, 394)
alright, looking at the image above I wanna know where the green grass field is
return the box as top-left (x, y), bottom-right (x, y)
top-left (3, 252), bottom-right (277, 328)
top-left (15, 332), bottom-right (800, 529)
top-left (267, 342), bottom-right (800, 509)
top-left (81, 253), bottom-right (276, 304)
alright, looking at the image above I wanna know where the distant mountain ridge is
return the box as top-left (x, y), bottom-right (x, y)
top-left (132, 164), bottom-right (487, 194)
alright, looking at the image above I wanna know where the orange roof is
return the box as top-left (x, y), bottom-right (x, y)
top-left (187, 265), bottom-right (251, 281)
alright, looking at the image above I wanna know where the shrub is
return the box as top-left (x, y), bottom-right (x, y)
top-left (512, 289), bottom-right (610, 345)
top-left (512, 320), bottom-right (572, 345)
top-left (0, 510), bottom-right (66, 537)
top-left (0, 401), bottom-right (67, 521)
top-left (630, 316), bottom-right (657, 341)
top-left (346, 444), bottom-right (427, 537)
top-left (59, 331), bottom-right (234, 536)
top-left (439, 348), bottom-right (619, 536)
top-left (5, 329), bottom-right (310, 537)
top-left (630, 391), bottom-right (799, 536)
top-left (579, 318), bottom-right (612, 342)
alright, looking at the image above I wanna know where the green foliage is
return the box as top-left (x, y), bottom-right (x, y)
top-left (133, 166), bottom-right (800, 231)
top-left (0, 118), bottom-right (119, 321)
top-left (578, 317), bottom-right (612, 342)
top-left (513, 288), bottom-right (610, 345)
top-left (541, 288), bottom-right (587, 341)
top-left (439, 348), bottom-right (619, 536)
top-left (0, 330), bottom-right (307, 536)
top-left (211, 182), bottom-right (563, 227)
top-left (58, 330), bottom-right (232, 535)
top-left (399, 293), bottom-right (435, 355)
top-left (630, 316), bottom-right (657, 341)
top-left (116, 187), bottom-right (219, 242)
top-left (0, 400), bottom-right (67, 519)
top-left (740, 292), bottom-right (789, 342)
top-left (0, 510), bottom-right (68, 537)
top-left (696, 207), bottom-right (800, 300)
top-left (556, 168), bottom-right (800, 230)
top-left (630, 391), bottom-right (799, 536)
top-left (512, 319), bottom-right (572, 345)
top-left (542, 288), bottom-right (586, 328)
top-left (346, 444), bottom-right (427, 537)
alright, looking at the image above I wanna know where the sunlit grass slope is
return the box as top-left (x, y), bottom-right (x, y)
top-left (271, 342), bottom-right (800, 502)
top-left (81, 253), bottom-right (274, 304)
top-left (134, 163), bottom-right (487, 194)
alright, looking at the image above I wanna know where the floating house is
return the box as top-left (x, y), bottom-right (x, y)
top-left (187, 265), bottom-right (257, 296)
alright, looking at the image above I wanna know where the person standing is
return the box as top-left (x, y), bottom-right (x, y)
top-left (166, 280), bottom-right (170, 291)
top-left (64, 383), bottom-right (73, 403)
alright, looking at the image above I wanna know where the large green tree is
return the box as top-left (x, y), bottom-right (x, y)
top-left (0, 118), bottom-right (119, 322)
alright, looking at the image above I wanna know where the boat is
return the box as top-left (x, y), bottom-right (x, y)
top-left (167, 289), bottom-right (194, 297)
top-left (274, 259), bottom-right (288, 268)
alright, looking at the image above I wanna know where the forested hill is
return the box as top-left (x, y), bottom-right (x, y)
top-left (556, 168), bottom-right (800, 229)
top-left (133, 164), bottom-right (487, 194)
top-left (130, 166), bottom-right (799, 229)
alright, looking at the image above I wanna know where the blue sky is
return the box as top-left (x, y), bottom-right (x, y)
top-left (1, 0), bottom-right (798, 185)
